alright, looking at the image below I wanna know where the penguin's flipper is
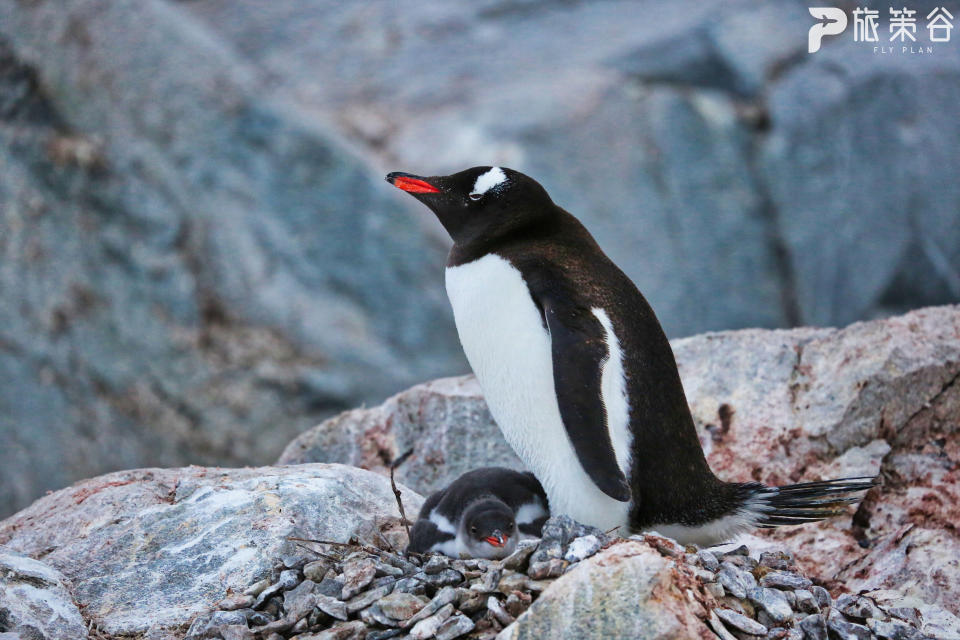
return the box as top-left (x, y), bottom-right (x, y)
top-left (541, 294), bottom-right (631, 502)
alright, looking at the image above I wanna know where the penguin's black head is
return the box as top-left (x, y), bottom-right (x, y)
top-left (386, 166), bottom-right (554, 245)
top-left (458, 498), bottom-right (518, 560)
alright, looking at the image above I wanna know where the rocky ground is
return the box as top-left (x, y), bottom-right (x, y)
top-left (184, 517), bottom-right (949, 640)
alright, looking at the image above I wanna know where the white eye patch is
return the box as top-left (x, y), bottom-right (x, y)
top-left (470, 167), bottom-right (507, 198)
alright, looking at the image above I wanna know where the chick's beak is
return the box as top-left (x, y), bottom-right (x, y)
top-left (386, 172), bottom-right (441, 194)
top-left (484, 531), bottom-right (507, 547)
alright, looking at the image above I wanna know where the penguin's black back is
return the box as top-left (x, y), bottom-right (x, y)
top-left (420, 467), bottom-right (547, 522)
top-left (450, 209), bottom-right (733, 530)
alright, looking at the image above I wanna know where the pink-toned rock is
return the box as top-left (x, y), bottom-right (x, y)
top-left (496, 540), bottom-right (716, 639)
top-left (0, 464), bottom-right (422, 640)
top-left (676, 305), bottom-right (960, 613)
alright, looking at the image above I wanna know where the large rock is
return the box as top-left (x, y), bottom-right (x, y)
top-left (0, 463), bottom-right (423, 640)
top-left (497, 540), bottom-right (714, 640)
top-left (0, 1), bottom-right (461, 518)
top-left (279, 375), bottom-right (524, 495)
top-left (282, 305), bottom-right (960, 614)
top-left (0, 548), bottom-right (89, 640)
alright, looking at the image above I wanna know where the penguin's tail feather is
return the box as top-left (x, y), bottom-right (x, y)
top-left (742, 476), bottom-right (878, 528)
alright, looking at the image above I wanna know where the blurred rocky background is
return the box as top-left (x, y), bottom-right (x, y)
top-left (1, 0), bottom-right (959, 518)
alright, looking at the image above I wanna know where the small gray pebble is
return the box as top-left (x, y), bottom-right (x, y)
top-left (799, 613), bottom-right (828, 640)
top-left (346, 583), bottom-right (394, 613)
top-left (835, 593), bottom-right (883, 620)
top-left (419, 567), bottom-right (464, 588)
top-left (393, 576), bottom-right (427, 595)
top-left (698, 550), bottom-right (720, 572)
top-left (423, 554), bottom-right (451, 575)
top-left (340, 557), bottom-right (377, 600)
top-left (811, 586), bottom-right (832, 609)
top-left (564, 534), bottom-right (603, 563)
top-left (313, 576), bottom-right (341, 598)
top-left (501, 540), bottom-right (539, 571)
top-left (723, 544), bottom-right (750, 557)
top-left (794, 589), bottom-right (819, 614)
top-left (747, 587), bottom-right (793, 624)
top-left (315, 592), bottom-right (348, 620)
top-left (487, 596), bottom-right (515, 626)
top-left (409, 602), bottom-right (455, 639)
top-left (471, 566), bottom-right (502, 593)
top-left (403, 586), bottom-right (458, 628)
top-left (361, 604), bottom-right (400, 628)
top-left (760, 571), bottom-right (812, 591)
top-left (246, 611), bottom-right (273, 626)
top-left (724, 554), bottom-right (759, 571)
top-left (434, 613), bottom-right (476, 640)
top-left (714, 607), bottom-right (768, 635)
top-left (706, 582), bottom-right (725, 599)
top-left (243, 578), bottom-right (270, 597)
top-left (377, 591), bottom-right (427, 620)
top-left (827, 609), bottom-right (872, 640)
top-left (868, 618), bottom-right (924, 640)
top-left (281, 554), bottom-right (308, 569)
top-left (718, 565), bottom-right (748, 599)
top-left (759, 551), bottom-right (795, 571)
top-left (303, 559), bottom-right (332, 582)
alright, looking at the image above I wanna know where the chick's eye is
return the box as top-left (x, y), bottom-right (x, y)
top-left (469, 193), bottom-right (482, 201)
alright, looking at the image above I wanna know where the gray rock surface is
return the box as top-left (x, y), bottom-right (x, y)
top-left (0, 463), bottom-right (423, 640)
top-left (0, 0), bottom-right (461, 518)
top-left (279, 376), bottom-right (524, 496)
top-left (0, 548), bottom-right (89, 640)
top-left (283, 306), bottom-right (960, 615)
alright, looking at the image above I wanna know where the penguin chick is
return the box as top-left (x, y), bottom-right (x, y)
top-left (407, 467), bottom-right (549, 559)
top-left (387, 166), bottom-right (876, 546)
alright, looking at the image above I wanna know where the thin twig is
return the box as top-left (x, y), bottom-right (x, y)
top-left (389, 448), bottom-right (415, 541)
top-left (290, 540), bottom-right (339, 562)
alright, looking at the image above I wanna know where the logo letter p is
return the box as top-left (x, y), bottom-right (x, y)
top-left (808, 7), bottom-right (848, 53)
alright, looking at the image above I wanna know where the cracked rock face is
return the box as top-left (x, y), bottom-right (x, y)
top-left (0, 464), bottom-right (422, 640)
top-left (284, 306), bottom-right (960, 615)
top-left (0, 548), bottom-right (88, 640)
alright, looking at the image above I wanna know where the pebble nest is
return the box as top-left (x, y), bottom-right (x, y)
top-left (186, 516), bottom-right (932, 640)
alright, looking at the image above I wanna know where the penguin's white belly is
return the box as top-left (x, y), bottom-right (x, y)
top-left (445, 254), bottom-right (631, 532)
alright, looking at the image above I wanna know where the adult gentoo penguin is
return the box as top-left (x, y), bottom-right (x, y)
top-left (386, 167), bottom-right (874, 546)
top-left (407, 467), bottom-right (549, 559)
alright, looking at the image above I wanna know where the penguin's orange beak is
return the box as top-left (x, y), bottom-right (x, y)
top-left (386, 172), bottom-right (441, 194)
top-left (484, 531), bottom-right (507, 547)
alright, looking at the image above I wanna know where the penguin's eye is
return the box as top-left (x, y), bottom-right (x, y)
top-left (468, 192), bottom-right (482, 201)
top-left (470, 526), bottom-right (477, 534)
